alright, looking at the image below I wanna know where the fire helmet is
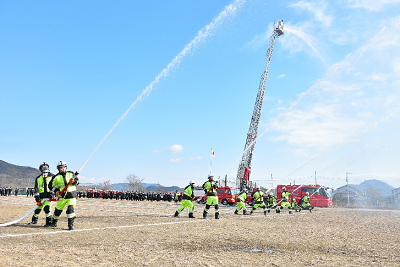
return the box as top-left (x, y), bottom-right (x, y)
top-left (189, 180), bottom-right (196, 185)
top-left (39, 162), bottom-right (49, 172)
top-left (256, 185), bottom-right (260, 189)
top-left (282, 187), bottom-right (286, 191)
top-left (208, 174), bottom-right (214, 179)
top-left (57, 161), bottom-right (67, 168)
top-left (306, 192), bottom-right (309, 196)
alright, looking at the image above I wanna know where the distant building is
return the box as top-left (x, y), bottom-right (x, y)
top-left (332, 185), bottom-right (364, 205)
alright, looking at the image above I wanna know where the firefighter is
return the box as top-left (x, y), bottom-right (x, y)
top-left (49, 161), bottom-right (79, 230)
top-left (173, 190), bottom-right (179, 203)
top-left (278, 187), bottom-right (292, 214)
top-left (174, 180), bottom-right (196, 218)
top-left (291, 197), bottom-right (299, 212)
top-left (202, 174), bottom-right (219, 219)
top-left (28, 162), bottom-right (54, 226)
top-left (266, 192), bottom-right (277, 213)
top-left (250, 186), bottom-right (267, 215)
top-left (235, 188), bottom-right (248, 215)
top-left (298, 192), bottom-right (314, 212)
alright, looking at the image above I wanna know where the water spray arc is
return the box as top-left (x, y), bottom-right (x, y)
top-left (236, 20), bottom-right (284, 190)
top-left (77, 0), bottom-right (246, 174)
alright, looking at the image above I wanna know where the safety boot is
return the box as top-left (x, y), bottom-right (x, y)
top-left (50, 218), bottom-right (58, 228)
top-left (267, 209), bottom-right (271, 213)
top-left (250, 210), bottom-right (253, 215)
top-left (68, 217), bottom-right (75, 231)
top-left (189, 213), bottom-right (195, 218)
top-left (264, 210), bottom-right (267, 216)
top-left (44, 216), bottom-right (52, 227)
top-left (28, 215), bottom-right (38, 225)
top-left (243, 210), bottom-right (247, 215)
top-left (203, 211), bottom-right (207, 219)
top-left (234, 210), bottom-right (239, 215)
top-left (289, 210), bottom-right (293, 214)
top-left (174, 211), bottom-right (179, 217)
top-left (215, 212), bottom-right (219, 219)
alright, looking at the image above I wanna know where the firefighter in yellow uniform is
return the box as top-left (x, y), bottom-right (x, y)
top-left (250, 186), bottom-right (267, 216)
top-left (28, 162), bottom-right (54, 226)
top-left (299, 192), bottom-right (314, 212)
top-left (278, 187), bottom-right (292, 214)
top-left (235, 189), bottom-right (248, 215)
top-left (202, 174), bottom-right (219, 219)
top-left (49, 161), bottom-right (79, 230)
top-left (174, 180), bottom-right (196, 218)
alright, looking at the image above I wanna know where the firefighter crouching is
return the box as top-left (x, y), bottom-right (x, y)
top-left (250, 185), bottom-right (267, 216)
top-left (278, 187), bottom-right (292, 214)
top-left (291, 198), bottom-right (299, 212)
top-left (29, 162), bottom-right (54, 226)
top-left (202, 174), bottom-right (219, 219)
top-left (266, 192), bottom-right (278, 213)
top-left (49, 161), bottom-right (79, 230)
top-left (298, 192), bottom-right (314, 212)
top-left (235, 188), bottom-right (248, 215)
top-left (174, 180), bottom-right (196, 218)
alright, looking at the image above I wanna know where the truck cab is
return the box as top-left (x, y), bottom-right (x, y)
top-left (195, 186), bottom-right (238, 205)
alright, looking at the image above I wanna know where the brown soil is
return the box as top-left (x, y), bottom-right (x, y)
top-left (0, 196), bottom-right (399, 266)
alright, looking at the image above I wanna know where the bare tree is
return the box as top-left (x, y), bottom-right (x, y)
top-left (125, 174), bottom-right (144, 192)
top-left (99, 180), bottom-right (112, 191)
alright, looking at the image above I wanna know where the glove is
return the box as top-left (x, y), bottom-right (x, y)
top-left (75, 171), bottom-right (79, 176)
top-left (35, 195), bottom-right (40, 202)
top-left (50, 191), bottom-right (56, 199)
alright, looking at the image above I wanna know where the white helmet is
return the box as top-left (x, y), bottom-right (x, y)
top-left (306, 192), bottom-right (310, 196)
top-left (208, 174), bottom-right (214, 179)
top-left (57, 161), bottom-right (67, 168)
top-left (42, 166), bottom-right (50, 173)
top-left (189, 180), bottom-right (196, 185)
top-left (256, 185), bottom-right (260, 189)
top-left (282, 186), bottom-right (286, 191)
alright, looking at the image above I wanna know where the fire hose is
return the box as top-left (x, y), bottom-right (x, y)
top-left (0, 178), bottom-right (74, 227)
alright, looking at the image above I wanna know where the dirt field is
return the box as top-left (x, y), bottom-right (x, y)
top-left (0, 196), bottom-right (399, 267)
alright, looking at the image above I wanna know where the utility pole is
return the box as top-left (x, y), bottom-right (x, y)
top-left (346, 172), bottom-right (352, 205)
top-left (315, 171), bottom-right (317, 185)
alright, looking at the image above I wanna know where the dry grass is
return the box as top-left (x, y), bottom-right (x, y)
top-left (1, 196), bottom-right (399, 266)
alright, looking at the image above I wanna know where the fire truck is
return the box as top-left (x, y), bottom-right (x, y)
top-left (194, 186), bottom-right (238, 205)
top-left (276, 184), bottom-right (333, 207)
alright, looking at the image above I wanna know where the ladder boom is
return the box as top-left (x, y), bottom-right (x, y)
top-left (236, 20), bottom-right (284, 190)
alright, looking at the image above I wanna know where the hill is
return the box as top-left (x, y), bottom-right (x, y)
top-left (350, 179), bottom-right (394, 197)
top-left (0, 160), bottom-right (40, 187)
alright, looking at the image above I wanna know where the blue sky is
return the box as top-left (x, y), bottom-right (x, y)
top-left (1, 0), bottom-right (400, 189)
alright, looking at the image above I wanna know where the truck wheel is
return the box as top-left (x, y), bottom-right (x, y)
top-left (222, 199), bottom-right (228, 205)
top-left (201, 199), bottom-right (205, 204)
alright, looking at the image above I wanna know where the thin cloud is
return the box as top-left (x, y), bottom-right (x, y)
top-left (168, 144), bottom-right (184, 153)
top-left (290, 0), bottom-right (333, 27)
top-left (170, 158), bottom-right (182, 163)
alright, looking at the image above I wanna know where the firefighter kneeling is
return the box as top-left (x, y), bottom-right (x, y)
top-left (298, 192), bottom-right (314, 212)
top-left (278, 187), bottom-right (292, 214)
top-left (174, 180), bottom-right (196, 218)
top-left (234, 188), bottom-right (248, 215)
top-left (250, 186), bottom-right (267, 216)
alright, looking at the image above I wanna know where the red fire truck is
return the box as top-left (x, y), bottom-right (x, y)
top-left (276, 184), bottom-right (332, 207)
top-left (194, 186), bottom-right (238, 205)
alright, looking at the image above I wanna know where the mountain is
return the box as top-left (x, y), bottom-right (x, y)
top-left (111, 183), bottom-right (182, 192)
top-left (0, 160), bottom-right (40, 187)
top-left (350, 179), bottom-right (394, 197)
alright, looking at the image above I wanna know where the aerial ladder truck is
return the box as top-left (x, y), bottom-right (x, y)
top-left (236, 20), bottom-right (284, 190)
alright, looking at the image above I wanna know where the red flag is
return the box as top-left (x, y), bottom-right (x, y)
top-left (211, 150), bottom-right (215, 157)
